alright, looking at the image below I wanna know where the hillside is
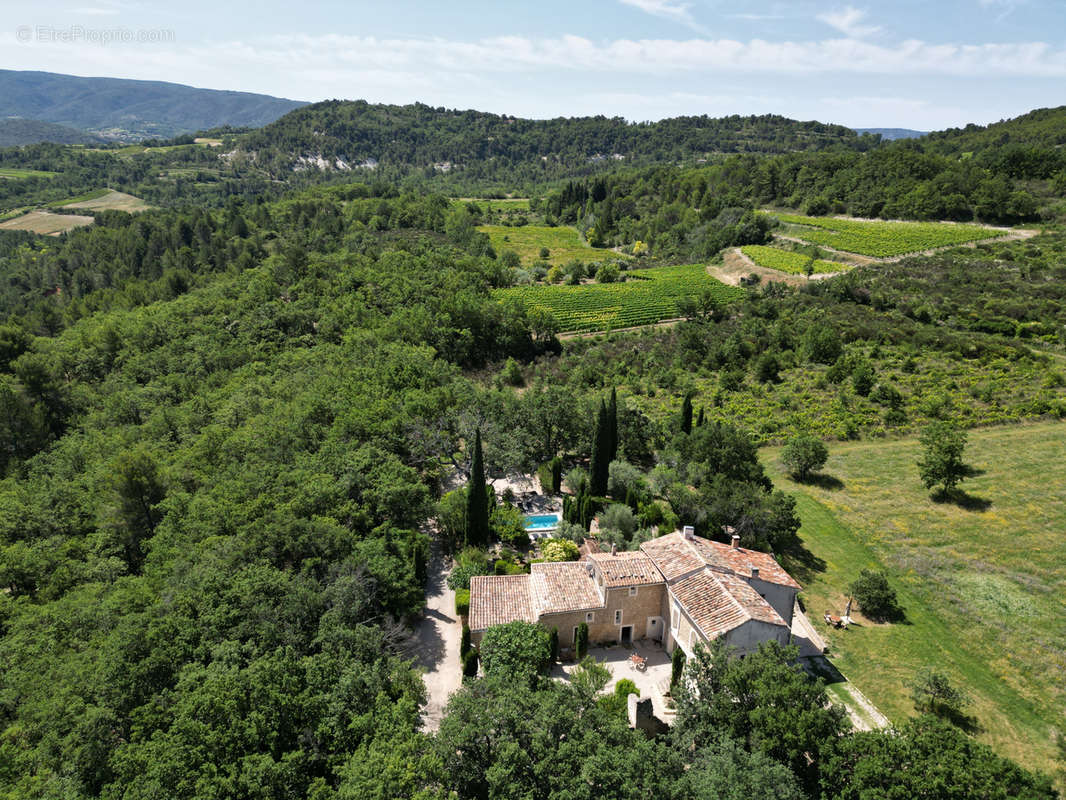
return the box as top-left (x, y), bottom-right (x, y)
top-left (240, 100), bottom-right (875, 176)
top-left (0, 118), bottom-right (103, 147)
top-left (0, 70), bottom-right (306, 141)
top-left (926, 105), bottom-right (1066, 151)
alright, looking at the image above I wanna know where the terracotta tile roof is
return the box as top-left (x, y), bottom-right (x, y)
top-left (688, 534), bottom-right (801, 590)
top-left (469, 574), bottom-right (534, 632)
top-left (587, 551), bottom-right (664, 587)
top-left (530, 561), bottom-right (603, 616)
top-left (644, 531), bottom-right (800, 590)
top-left (714, 570), bottom-right (788, 628)
top-left (671, 568), bottom-right (787, 640)
top-left (639, 535), bottom-right (705, 581)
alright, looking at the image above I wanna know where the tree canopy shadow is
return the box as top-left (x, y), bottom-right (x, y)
top-left (796, 472), bottom-right (845, 491)
top-left (779, 539), bottom-right (827, 585)
top-left (932, 488), bottom-right (992, 512)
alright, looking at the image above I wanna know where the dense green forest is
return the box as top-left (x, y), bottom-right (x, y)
top-left (240, 101), bottom-right (873, 178)
top-left (0, 100), bottom-right (1064, 798)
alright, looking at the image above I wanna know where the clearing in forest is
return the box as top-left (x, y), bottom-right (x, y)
top-left (740, 244), bottom-right (851, 275)
top-left (457, 197), bottom-right (531, 212)
top-left (58, 189), bottom-right (152, 213)
top-left (500, 263), bottom-right (742, 333)
top-left (478, 224), bottom-right (625, 266)
top-left (0, 167), bottom-right (58, 179)
top-left (770, 213), bottom-right (1008, 257)
top-left (763, 421), bottom-right (1066, 777)
top-left (0, 209), bottom-right (94, 235)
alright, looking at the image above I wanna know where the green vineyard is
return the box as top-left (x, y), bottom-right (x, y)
top-left (772, 213), bottom-right (1007, 257)
top-left (500, 263), bottom-right (743, 333)
top-left (740, 244), bottom-right (850, 274)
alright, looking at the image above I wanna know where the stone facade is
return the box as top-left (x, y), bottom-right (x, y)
top-left (469, 529), bottom-right (800, 656)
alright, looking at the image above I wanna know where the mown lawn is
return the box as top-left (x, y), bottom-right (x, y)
top-left (763, 421), bottom-right (1066, 779)
top-left (478, 224), bottom-right (625, 266)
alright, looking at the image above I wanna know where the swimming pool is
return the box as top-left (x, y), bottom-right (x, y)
top-left (524, 513), bottom-right (561, 531)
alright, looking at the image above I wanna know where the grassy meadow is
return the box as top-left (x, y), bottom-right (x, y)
top-left (478, 224), bottom-right (624, 266)
top-left (763, 421), bottom-right (1066, 777)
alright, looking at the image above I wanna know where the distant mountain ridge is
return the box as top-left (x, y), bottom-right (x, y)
top-left (0, 70), bottom-right (307, 141)
top-left (853, 128), bottom-right (927, 140)
top-left (0, 118), bottom-right (104, 147)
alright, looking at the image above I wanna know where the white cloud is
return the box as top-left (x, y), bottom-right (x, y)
top-left (69, 6), bottom-right (122, 14)
top-left (817, 6), bottom-right (881, 38)
top-left (5, 30), bottom-right (1066, 112)
top-left (619, 0), bottom-right (708, 34)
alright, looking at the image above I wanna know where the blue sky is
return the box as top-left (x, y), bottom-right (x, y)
top-left (3, 0), bottom-right (1064, 129)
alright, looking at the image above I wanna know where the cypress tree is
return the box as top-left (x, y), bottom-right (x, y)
top-left (680, 395), bottom-right (693, 435)
top-left (606, 388), bottom-right (618, 464)
top-left (466, 428), bottom-right (489, 546)
top-left (696, 406), bottom-right (705, 428)
top-left (589, 400), bottom-right (609, 496)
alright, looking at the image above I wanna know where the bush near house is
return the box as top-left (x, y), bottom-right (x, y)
top-left (455, 588), bottom-right (470, 618)
top-left (615, 678), bottom-right (640, 698)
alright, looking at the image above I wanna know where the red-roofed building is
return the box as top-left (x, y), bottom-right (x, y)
top-left (468, 527), bottom-right (799, 656)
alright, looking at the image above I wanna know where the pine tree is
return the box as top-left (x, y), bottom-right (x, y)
top-left (466, 428), bottom-right (490, 546)
top-left (589, 400), bottom-right (609, 496)
top-left (606, 388), bottom-right (618, 464)
top-left (680, 395), bottom-right (693, 435)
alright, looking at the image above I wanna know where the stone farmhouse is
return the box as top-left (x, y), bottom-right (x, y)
top-left (469, 526), bottom-right (800, 658)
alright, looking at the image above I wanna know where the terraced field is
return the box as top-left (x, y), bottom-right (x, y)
top-left (741, 244), bottom-right (850, 274)
top-left (772, 214), bottom-right (1007, 257)
top-left (500, 263), bottom-right (742, 333)
top-left (479, 224), bottom-right (624, 266)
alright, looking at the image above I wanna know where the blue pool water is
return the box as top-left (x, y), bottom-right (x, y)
top-left (524, 513), bottom-right (560, 531)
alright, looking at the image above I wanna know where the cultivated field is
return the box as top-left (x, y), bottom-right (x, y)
top-left (764, 422), bottom-right (1066, 776)
top-left (740, 244), bottom-right (851, 274)
top-left (59, 189), bottom-right (151, 213)
top-left (771, 213), bottom-right (1008, 257)
top-left (458, 197), bottom-right (531, 212)
top-left (500, 263), bottom-right (742, 332)
top-left (0, 210), bottom-right (94, 235)
top-left (478, 224), bottom-right (623, 266)
top-left (0, 167), bottom-right (58, 179)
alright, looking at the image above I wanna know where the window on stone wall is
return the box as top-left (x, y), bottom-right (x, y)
top-left (586, 612), bottom-right (594, 623)
top-left (671, 603), bottom-right (679, 633)
top-left (614, 609), bottom-right (622, 625)
top-left (628, 586), bottom-right (637, 596)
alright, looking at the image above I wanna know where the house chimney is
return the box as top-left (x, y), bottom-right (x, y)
top-left (751, 566), bottom-right (759, 579)
top-left (610, 542), bottom-right (617, 556)
top-left (682, 525), bottom-right (695, 540)
top-left (731, 533), bottom-right (740, 549)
